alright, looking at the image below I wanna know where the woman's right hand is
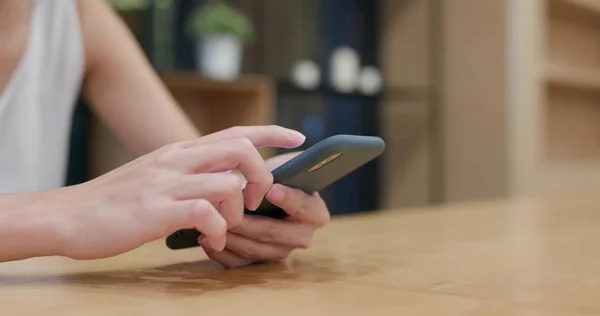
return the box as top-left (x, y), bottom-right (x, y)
top-left (51, 125), bottom-right (305, 260)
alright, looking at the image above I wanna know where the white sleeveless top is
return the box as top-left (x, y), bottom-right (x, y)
top-left (0, 0), bottom-right (84, 193)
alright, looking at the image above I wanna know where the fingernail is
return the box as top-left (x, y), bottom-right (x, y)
top-left (197, 234), bottom-right (206, 245)
top-left (208, 240), bottom-right (221, 252)
top-left (244, 191), bottom-right (261, 211)
top-left (267, 184), bottom-right (285, 203)
top-left (287, 130), bottom-right (306, 143)
top-left (216, 237), bottom-right (226, 252)
top-left (251, 200), bottom-right (261, 211)
top-left (205, 235), bottom-right (226, 252)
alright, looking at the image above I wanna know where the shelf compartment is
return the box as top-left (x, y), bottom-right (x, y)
top-left (548, 0), bottom-right (600, 69)
top-left (553, 0), bottom-right (600, 16)
top-left (547, 63), bottom-right (600, 92)
top-left (545, 86), bottom-right (600, 163)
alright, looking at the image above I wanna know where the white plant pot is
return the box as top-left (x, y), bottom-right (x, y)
top-left (329, 46), bottom-right (360, 93)
top-left (197, 35), bottom-right (242, 80)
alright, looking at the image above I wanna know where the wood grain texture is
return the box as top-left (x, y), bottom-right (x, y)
top-left (441, 0), bottom-right (508, 202)
top-left (380, 0), bottom-right (432, 208)
top-left (380, 101), bottom-right (431, 208)
top-left (4, 196), bottom-right (600, 315)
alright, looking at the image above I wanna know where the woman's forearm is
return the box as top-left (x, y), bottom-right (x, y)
top-left (79, 0), bottom-right (201, 156)
top-left (0, 189), bottom-right (65, 262)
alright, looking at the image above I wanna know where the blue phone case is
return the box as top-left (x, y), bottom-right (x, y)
top-left (166, 134), bottom-right (385, 250)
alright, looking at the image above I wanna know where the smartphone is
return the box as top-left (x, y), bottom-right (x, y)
top-left (165, 134), bottom-right (386, 250)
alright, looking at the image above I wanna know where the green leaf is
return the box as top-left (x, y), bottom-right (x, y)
top-left (187, 0), bottom-right (254, 44)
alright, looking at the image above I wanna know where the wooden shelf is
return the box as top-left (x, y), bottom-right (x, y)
top-left (544, 0), bottom-right (600, 166)
top-left (557, 0), bottom-right (600, 15)
top-left (536, 163), bottom-right (600, 196)
top-left (547, 63), bottom-right (600, 92)
top-left (427, 0), bottom-right (600, 201)
top-left (549, 0), bottom-right (600, 31)
top-left (161, 73), bottom-right (273, 94)
top-left (545, 85), bottom-right (600, 163)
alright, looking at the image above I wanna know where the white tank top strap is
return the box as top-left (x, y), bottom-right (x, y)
top-left (0, 0), bottom-right (84, 193)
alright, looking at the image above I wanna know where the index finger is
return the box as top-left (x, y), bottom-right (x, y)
top-left (182, 125), bottom-right (306, 149)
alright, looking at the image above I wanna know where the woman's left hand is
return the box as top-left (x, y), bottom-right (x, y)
top-left (200, 152), bottom-right (330, 268)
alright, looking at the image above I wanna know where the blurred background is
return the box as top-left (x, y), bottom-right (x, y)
top-left (67, 0), bottom-right (600, 216)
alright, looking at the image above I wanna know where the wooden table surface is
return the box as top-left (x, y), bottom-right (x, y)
top-left (3, 196), bottom-right (600, 315)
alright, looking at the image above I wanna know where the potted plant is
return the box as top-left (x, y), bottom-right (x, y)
top-left (187, 0), bottom-right (253, 80)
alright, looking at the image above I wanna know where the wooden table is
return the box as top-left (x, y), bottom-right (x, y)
top-left (3, 196), bottom-right (600, 315)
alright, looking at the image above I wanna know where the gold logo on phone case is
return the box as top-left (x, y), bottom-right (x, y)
top-left (307, 152), bottom-right (343, 172)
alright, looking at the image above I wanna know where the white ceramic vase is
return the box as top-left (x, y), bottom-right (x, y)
top-left (197, 35), bottom-right (242, 80)
top-left (329, 46), bottom-right (360, 93)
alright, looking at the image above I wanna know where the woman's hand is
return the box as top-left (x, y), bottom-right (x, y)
top-left (52, 126), bottom-right (306, 260)
top-left (200, 152), bottom-right (331, 268)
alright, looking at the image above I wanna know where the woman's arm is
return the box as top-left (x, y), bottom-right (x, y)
top-left (78, 0), bottom-right (201, 156)
top-left (0, 190), bottom-right (66, 262)
top-left (0, 126), bottom-right (305, 263)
